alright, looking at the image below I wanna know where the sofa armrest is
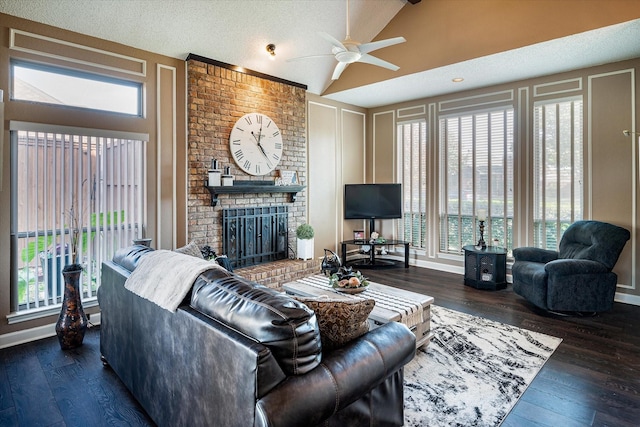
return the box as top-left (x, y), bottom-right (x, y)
top-left (254, 321), bottom-right (415, 427)
top-left (513, 247), bottom-right (558, 264)
top-left (545, 258), bottom-right (610, 276)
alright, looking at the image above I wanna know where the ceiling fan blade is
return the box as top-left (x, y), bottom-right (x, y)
top-left (358, 53), bottom-right (400, 71)
top-left (286, 54), bottom-right (335, 63)
top-left (318, 32), bottom-right (347, 51)
top-left (359, 36), bottom-right (406, 54)
top-left (332, 61), bottom-right (349, 80)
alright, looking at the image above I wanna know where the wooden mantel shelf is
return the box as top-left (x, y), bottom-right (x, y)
top-left (206, 181), bottom-right (305, 206)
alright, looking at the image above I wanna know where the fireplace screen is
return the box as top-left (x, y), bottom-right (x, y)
top-left (222, 206), bottom-right (289, 268)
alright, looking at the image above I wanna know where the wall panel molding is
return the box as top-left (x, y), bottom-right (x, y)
top-left (10, 29), bottom-right (146, 77)
top-left (588, 68), bottom-right (635, 291)
top-left (533, 77), bottom-right (582, 97)
top-left (439, 90), bottom-right (514, 113)
top-left (156, 64), bottom-right (177, 249)
top-left (398, 104), bottom-right (426, 119)
top-left (372, 110), bottom-right (395, 182)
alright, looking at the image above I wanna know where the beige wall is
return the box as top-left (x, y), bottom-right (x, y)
top-left (368, 58), bottom-right (640, 305)
top-left (307, 94), bottom-right (366, 255)
top-left (0, 14), bottom-right (187, 339)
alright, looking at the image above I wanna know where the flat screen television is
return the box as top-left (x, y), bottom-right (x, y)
top-left (344, 183), bottom-right (402, 232)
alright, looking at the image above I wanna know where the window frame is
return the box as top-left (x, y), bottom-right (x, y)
top-left (10, 60), bottom-right (144, 117)
top-left (396, 119), bottom-right (428, 249)
top-left (532, 96), bottom-right (584, 249)
top-left (438, 105), bottom-right (515, 255)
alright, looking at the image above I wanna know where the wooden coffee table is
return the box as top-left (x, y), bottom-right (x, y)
top-left (283, 275), bottom-right (434, 348)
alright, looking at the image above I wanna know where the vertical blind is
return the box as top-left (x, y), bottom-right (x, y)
top-left (11, 128), bottom-right (146, 313)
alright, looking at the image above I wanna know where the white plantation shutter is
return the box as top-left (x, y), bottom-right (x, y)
top-left (533, 98), bottom-right (583, 249)
top-left (397, 120), bottom-right (428, 248)
top-left (439, 108), bottom-right (514, 254)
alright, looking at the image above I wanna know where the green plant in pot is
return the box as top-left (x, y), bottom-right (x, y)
top-left (296, 223), bottom-right (315, 260)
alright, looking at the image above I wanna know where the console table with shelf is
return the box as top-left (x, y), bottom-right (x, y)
top-left (341, 239), bottom-right (409, 269)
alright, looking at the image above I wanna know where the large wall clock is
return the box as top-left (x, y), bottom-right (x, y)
top-left (230, 112), bottom-right (283, 176)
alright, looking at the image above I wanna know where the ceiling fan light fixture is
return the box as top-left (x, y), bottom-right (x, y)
top-left (335, 50), bottom-right (361, 64)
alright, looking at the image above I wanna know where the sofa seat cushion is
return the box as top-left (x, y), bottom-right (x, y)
top-left (190, 274), bottom-right (322, 375)
top-left (294, 296), bottom-right (375, 351)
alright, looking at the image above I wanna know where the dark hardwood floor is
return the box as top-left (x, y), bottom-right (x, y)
top-left (0, 266), bottom-right (638, 426)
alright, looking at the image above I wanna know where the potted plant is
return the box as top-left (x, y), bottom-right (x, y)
top-left (296, 223), bottom-right (315, 260)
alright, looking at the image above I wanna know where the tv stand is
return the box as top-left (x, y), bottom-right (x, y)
top-left (341, 240), bottom-right (409, 269)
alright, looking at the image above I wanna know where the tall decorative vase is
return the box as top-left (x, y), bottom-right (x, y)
top-left (55, 264), bottom-right (88, 350)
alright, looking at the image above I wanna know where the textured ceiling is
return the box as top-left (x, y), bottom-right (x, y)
top-left (1, 0), bottom-right (639, 108)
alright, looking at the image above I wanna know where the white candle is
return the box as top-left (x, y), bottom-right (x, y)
top-left (477, 209), bottom-right (486, 221)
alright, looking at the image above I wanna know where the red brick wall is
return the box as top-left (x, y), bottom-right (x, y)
top-left (187, 58), bottom-right (307, 254)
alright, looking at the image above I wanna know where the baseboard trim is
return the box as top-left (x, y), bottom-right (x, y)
top-left (0, 312), bottom-right (101, 350)
top-left (615, 292), bottom-right (640, 306)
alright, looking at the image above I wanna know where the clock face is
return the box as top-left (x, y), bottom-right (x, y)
top-left (230, 113), bottom-right (283, 176)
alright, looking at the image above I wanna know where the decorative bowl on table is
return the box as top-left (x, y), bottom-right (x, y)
top-left (329, 267), bottom-right (369, 294)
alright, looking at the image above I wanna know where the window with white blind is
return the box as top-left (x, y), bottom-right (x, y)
top-left (439, 108), bottom-right (514, 254)
top-left (11, 127), bottom-right (147, 315)
top-left (397, 120), bottom-right (428, 249)
top-left (533, 98), bottom-right (583, 249)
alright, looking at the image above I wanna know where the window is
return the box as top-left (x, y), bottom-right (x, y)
top-left (12, 62), bottom-right (142, 116)
top-left (533, 98), bottom-right (583, 249)
top-left (11, 128), bottom-right (146, 314)
top-left (397, 120), bottom-right (427, 248)
top-left (439, 108), bottom-right (514, 254)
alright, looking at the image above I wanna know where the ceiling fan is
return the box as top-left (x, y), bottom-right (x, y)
top-left (287, 0), bottom-right (406, 80)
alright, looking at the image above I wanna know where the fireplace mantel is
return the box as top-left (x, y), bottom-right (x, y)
top-left (206, 181), bottom-right (305, 206)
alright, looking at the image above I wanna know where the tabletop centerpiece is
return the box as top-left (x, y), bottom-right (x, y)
top-left (329, 266), bottom-right (369, 294)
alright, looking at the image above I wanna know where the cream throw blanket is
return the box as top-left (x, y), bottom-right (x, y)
top-left (124, 250), bottom-right (223, 312)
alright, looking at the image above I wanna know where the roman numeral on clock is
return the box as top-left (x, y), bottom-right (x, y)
top-left (243, 160), bottom-right (251, 170)
top-left (255, 164), bottom-right (261, 174)
top-left (234, 149), bottom-right (244, 160)
top-left (272, 131), bottom-right (280, 137)
top-left (244, 116), bottom-right (252, 125)
top-left (274, 142), bottom-right (282, 149)
top-left (255, 114), bottom-right (262, 124)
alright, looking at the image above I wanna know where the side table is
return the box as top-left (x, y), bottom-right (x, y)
top-left (463, 245), bottom-right (507, 290)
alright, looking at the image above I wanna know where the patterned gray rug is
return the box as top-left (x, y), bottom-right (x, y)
top-left (404, 305), bottom-right (562, 427)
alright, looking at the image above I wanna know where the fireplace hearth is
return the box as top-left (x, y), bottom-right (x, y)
top-left (222, 206), bottom-right (289, 268)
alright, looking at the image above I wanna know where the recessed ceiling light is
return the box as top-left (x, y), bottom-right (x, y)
top-left (452, 77), bottom-right (464, 83)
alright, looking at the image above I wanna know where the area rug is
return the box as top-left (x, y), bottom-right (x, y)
top-left (403, 306), bottom-right (562, 427)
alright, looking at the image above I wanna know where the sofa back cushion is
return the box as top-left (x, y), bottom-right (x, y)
top-left (190, 274), bottom-right (322, 375)
top-left (559, 220), bottom-right (630, 270)
top-left (113, 245), bottom-right (155, 272)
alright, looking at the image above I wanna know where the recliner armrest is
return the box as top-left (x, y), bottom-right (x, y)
top-left (254, 321), bottom-right (415, 427)
top-left (545, 258), bottom-right (610, 276)
top-left (513, 247), bottom-right (558, 264)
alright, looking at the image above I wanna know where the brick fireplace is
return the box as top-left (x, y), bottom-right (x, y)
top-left (186, 55), bottom-right (308, 263)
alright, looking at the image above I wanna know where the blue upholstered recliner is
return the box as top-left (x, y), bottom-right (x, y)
top-left (512, 220), bottom-right (630, 313)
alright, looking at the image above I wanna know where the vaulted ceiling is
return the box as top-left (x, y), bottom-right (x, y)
top-left (1, 0), bottom-right (639, 108)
